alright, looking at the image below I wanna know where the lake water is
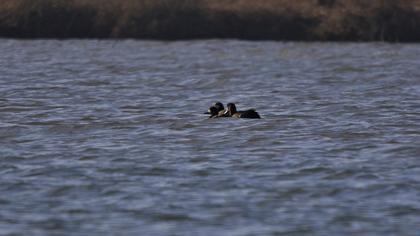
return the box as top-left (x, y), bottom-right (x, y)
top-left (0, 40), bottom-right (419, 235)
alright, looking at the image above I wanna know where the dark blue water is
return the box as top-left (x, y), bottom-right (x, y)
top-left (1, 40), bottom-right (420, 235)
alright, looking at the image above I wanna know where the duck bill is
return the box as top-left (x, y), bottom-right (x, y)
top-left (204, 111), bottom-right (210, 114)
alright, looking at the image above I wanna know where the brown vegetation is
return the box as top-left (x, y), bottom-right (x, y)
top-left (1, 0), bottom-right (420, 41)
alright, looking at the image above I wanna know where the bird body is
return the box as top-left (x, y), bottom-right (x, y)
top-left (226, 103), bottom-right (261, 119)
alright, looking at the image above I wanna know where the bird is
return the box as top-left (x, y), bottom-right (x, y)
top-left (204, 102), bottom-right (229, 118)
top-left (225, 103), bottom-right (261, 119)
top-left (204, 106), bottom-right (220, 118)
top-left (214, 102), bottom-right (229, 117)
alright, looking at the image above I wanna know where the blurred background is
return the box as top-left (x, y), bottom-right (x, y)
top-left (1, 0), bottom-right (420, 41)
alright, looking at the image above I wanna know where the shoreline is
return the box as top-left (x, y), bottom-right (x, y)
top-left (1, 37), bottom-right (418, 44)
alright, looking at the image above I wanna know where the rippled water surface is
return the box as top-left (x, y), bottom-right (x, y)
top-left (1, 40), bottom-right (420, 235)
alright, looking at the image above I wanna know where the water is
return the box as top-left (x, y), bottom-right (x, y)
top-left (1, 40), bottom-right (420, 236)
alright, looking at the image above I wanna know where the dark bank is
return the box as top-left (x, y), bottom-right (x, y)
top-left (1, 0), bottom-right (420, 42)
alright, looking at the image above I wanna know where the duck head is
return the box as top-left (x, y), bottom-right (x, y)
top-left (214, 102), bottom-right (224, 112)
top-left (226, 103), bottom-right (237, 116)
top-left (205, 102), bottom-right (224, 114)
top-left (205, 106), bottom-right (219, 117)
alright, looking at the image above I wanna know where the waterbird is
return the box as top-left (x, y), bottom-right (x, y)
top-left (225, 103), bottom-right (261, 119)
top-left (204, 106), bottom-right (220, 118)
top-left (213, 101), bottom-right (230, 116)
top-left (204, 102), bottom-right (228, 118)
